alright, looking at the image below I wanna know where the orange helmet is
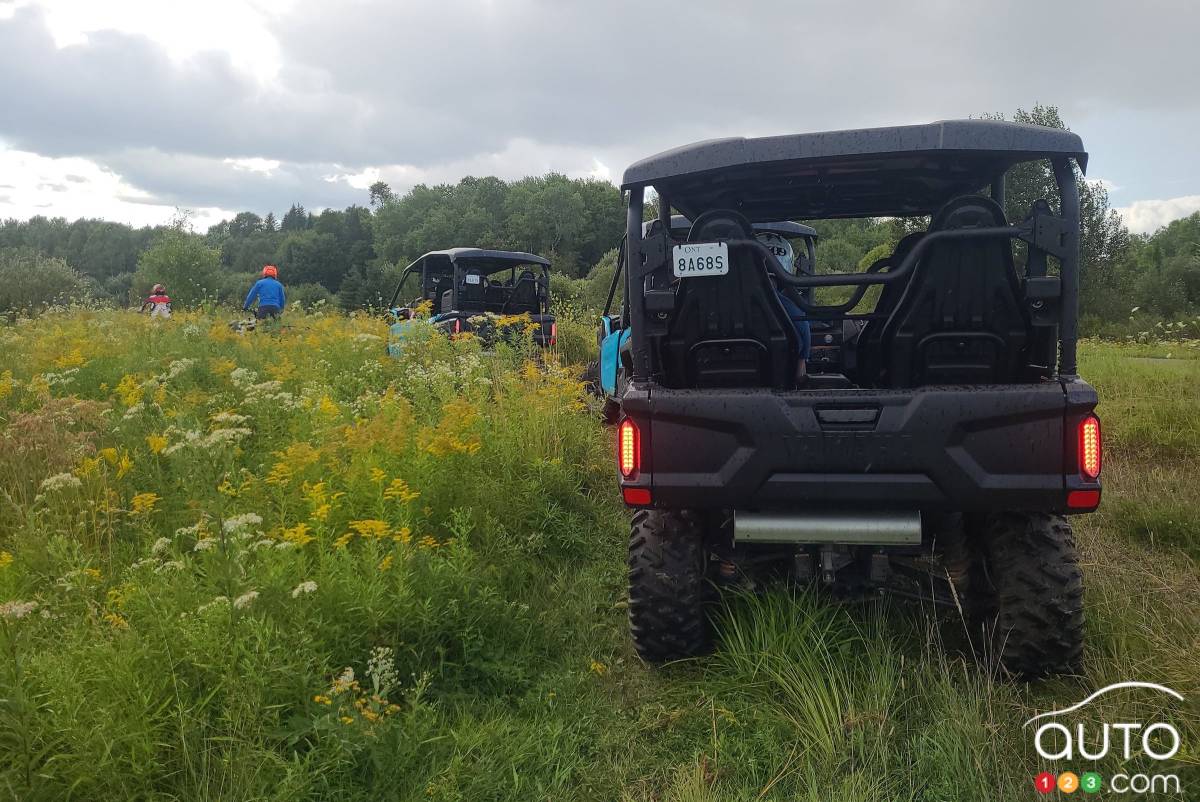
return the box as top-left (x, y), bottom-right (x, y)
top-left (262, 265), bottom-right (278, 278)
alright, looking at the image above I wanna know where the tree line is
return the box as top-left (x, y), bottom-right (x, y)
top-left (1, 106), bottom-right (1197, 336)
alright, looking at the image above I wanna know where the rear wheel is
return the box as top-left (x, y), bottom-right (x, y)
top-left (628, 509), bottom-right (713, 663)
top-left (971, 512), bottom-right (1084, 678)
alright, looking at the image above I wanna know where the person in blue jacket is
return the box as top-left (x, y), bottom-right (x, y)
top-left (244, 264), bottom-right (286, 319)
top-left (756, 232), bottom-right (810, 379)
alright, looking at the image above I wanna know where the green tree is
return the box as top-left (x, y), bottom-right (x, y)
top-left (133, 228), bottom-right (221, 307)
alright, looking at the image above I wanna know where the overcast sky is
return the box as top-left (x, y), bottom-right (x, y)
top-left (2, 0), bottom-right (1197, 235)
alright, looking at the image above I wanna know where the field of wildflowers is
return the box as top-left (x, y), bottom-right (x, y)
top-left (0, 309), bottom-right (1196, 800)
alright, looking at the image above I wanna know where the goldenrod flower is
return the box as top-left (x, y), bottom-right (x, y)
top-left (589, 660), bottom-right (607, 676)
top-left (53, 348), bottom-right (86, 369)
top-left (103, 612), bottom-right (129, 629)
top-left (383, 478), bottom-right (420, 503)
top-left (349, 519), bottom-right (389, 539)
top-left (0, 551), bottom-right (13, 570)
top-left (265, 461), bottom-right (294, 486)
top-left (332, 532), bottom-right (354, 549)
top-left (130, 492), bottom-right (160, 515)
top-left (378, 554), bottom-right (394, 571)
top-left (392, 527), bottom-right (412, 545)
top-left (114, 374), bottom-right (143, 407)
top-left (145, 434), bottom-right (168, 455)
top-left (282, 522), bottom-right (315, 547)
top-left (369, 467), bottom-right (386, 484)
top-left (116, 453), bottom-right (134, 479)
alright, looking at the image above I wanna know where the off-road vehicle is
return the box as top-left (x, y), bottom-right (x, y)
top-left (593, 217), bottom-right (818, 422)
top-left (387, 248), bottom-right (555, 351)
top-left (615, 120), bottom-right (1101, 677)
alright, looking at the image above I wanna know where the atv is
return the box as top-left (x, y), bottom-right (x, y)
top-left (614, 119), bottom-right (1101, 677)
top-left (591, 217), bottom-right (818, 423)
top-left (387, 248), bottom-right (555, 354)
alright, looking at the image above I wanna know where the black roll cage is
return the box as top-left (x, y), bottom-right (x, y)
top-left (621, 156), bottom-right (1082, 381)
top-left (388, 251), bottom-right (552, 315)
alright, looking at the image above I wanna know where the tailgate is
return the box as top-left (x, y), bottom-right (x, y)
top-left (622, 383), bottom-right (1082, 512)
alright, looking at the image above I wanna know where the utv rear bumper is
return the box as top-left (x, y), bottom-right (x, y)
top-left (618, 380), bottom-right (1100, 514)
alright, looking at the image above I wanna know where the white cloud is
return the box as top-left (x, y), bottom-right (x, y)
top-left (224, 157), bottom-right (281, 174)
top-left (9, 0), bottom-right (293, 78)
top-left (0, 145), bottom-right (234, 231)
top-left (1118, 195), bottom-right (1200, 236)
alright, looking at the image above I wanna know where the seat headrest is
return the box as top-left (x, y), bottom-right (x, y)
top-left (931, 195), bottom-right (1008, 231)
top-left (688, 209), bottom-right (753, 243)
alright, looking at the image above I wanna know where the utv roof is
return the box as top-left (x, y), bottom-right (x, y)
top-left (645, 215), bottom-right (817, 240)
top-left (410, 248), bottom-right (551, 274)
top-left (622, 119), bottom-right (1088, 220)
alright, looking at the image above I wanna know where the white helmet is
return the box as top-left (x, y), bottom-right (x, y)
top-left (755, 231), bottom-right (795, 274)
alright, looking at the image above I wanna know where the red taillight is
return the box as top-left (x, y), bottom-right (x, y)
top-left (618, 418), bottom-right (640, 478)
top-left (623, 487), bottom-right (652, 506)
top-left (549, 321), bottom-right (557, 347)
top-left (1068, 489), bottom-right (1101, 509)
top-left (1079, 416), bottom-right (1101, 479)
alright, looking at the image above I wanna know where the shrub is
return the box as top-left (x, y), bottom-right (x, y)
top-left (0, 248), bottom-right (92, 314)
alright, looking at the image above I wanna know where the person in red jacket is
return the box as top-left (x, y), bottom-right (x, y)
top-left (141, 284), bottom-right (172, 318)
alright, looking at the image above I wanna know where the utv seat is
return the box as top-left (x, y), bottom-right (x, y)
top-left (459, 268), bottom-right (486, 310)
top-left (851, 231), bottom-right (924, 382)
top-left (503, 270), bottom-right (539, 314)
top-left (877, 195), bottom-right (1030, 387)
top-left (660, 210), bottom-right (799, 390)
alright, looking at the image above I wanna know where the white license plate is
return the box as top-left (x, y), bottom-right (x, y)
top-left (672, 242), bottom-right (729, 278)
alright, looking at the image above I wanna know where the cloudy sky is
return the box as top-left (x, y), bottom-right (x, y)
top-left (1, 0), bottom-right (1197, 235)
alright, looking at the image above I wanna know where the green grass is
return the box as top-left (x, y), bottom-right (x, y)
top-left (0, 312), bottom-right (1197, 800)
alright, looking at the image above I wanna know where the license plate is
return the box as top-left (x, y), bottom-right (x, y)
top-left (672, 242), bottom-right (729, 278)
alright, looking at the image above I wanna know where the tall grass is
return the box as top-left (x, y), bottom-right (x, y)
top-left (0, 310), bottom-right (1196, 800)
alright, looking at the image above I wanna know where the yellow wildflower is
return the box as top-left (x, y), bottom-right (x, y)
top-left (311, 503), bottom-right (331, 523)
top-left (589, 660), bottom-right (607, 676)
top-left (81, 567), bottom-right (102, 580)
top-left (0, 370), bottom-right (14, 399)
top-left (116, 453), bottom-right (134, 479)
top-left (318, 396), bottom-right (340, 417)
top-left (418, 535), bottom-right (439, 549)
top-left (145, 434), bottom-right (168, 455)
top-left (349, 519), bottom-right (389, 539)
top-left (130, 492), bottom-right (160, 515)
top-left (103, 612), bottom-right (129, 630)
top-left (313, 695), bottom-right (332, 705)
top-left (217, 479), bottom-right (238, 497)
top-left (340, 716), bottom-right (354, 725)
top-left (265, 461), bottom-right (294, 486)
top-left (393, 527), bottom-right (412, 545)
top-left (78, 456), bottom-right (101, 478)
top-left (369, 467), bottom-right (386, 483)
top-left (378, 554), bottom-right (394, 571)
top-left (115, 374), bottom-right (143, 407)
top-left (281, 522), bottom-right (315, 547)
top-left (332, 532), bottom-right (354, 549)
top-left (153, 383), bottom-right (167, 406)
top-left (383, 478), bottom-right (420, 503)
top-left (0, 551), bottom-right (12, 570)
top-left (210, 357), bottom-right (237, 374)
top-left (53, 348), bottom-right (86, 369)
top-left (99, 447), bottom-right (119, 465)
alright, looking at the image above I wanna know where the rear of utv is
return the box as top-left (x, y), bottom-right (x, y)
top-left (615, 120), bottom-right (1101, 678)
top-left (387, 248), bottom-right (555, 353)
